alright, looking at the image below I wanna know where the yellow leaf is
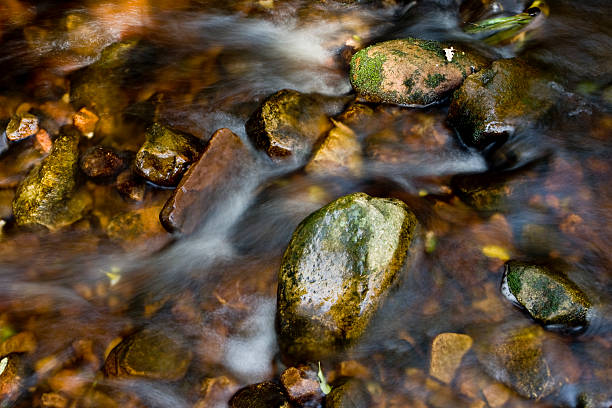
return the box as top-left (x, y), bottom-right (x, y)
top-left (482, 245), bottom-right (510, 261)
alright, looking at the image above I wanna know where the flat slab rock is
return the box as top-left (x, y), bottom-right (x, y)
top-left (160, 128), bottom-right (257, 234)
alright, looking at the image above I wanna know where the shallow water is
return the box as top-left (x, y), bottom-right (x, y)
top-left (0, 0), bottom-right (611, 407)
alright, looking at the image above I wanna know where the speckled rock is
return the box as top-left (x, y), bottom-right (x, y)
top-left (135, 123), bottom-right (202, 187)
top-left (429, 333), bottom-right (473, 384)
top-left (12, 125), bottom-right (88, 229)
top-left (350, 38), bottom-right (487, 106)
top-left (245, 89), bottom-right (348, 162)
top-left (277, 192), bottom-right (420, 362)
top-left (448, 58), bottom-right (557, 149)
top-left (325, 378), bottom-right (371, 408)
top-left (104, 328), bottom-right (192, 381)
top-left (473, 323), bottom-right (579, 400)
top-left (280, 366), bottom-right (323, 406)
top-left (5, 113), bottom-right (39, 142)
top-left (502, 261), bottom-right (591, 332)
top-left (229, 381), bottom-right (290, 408)
top-left (80, 146), bottom-right (126, 181)
top-left (0, 355), bottom-right (23, 404)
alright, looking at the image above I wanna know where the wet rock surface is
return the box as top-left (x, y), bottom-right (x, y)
top-left (5, 113), bottom-right (39, 142)
top-left (0, 355), bottom-right (23, 404)
top-left (245, 89), bottom-right (348, 162)
top-left (229, 381), bottom-right (290, 408)
top-left (277, 192), bottom-right (420, 362)
top-left (280, 365), bottom-right (323, 406)
top-left (325, 378), bottom-right (371, 408)
top-left (80, 146), bottom-right (126, 181)
top-left (448, 58), bottom-right (557, 149)
top-left (304, 120), bottom-right (362, 177)
top-left (134, 123), bottom-right (202, 187)
top-left (12, 125), bottom-right (85, 229)
top-left (104, 328), bottom-right (192, 381)
top-left (160, 128), bottom-right (257, 234)
top-left (350, 38), bottom-right (487, 106)
top-left (502, 261), bottom-right (592, 332)
top-left (429, 332), bottom-right (473, 385)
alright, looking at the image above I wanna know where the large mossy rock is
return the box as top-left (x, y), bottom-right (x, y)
top-left (502, 261), bottom-right (591, 332)
top-left (277, 192), bottom-right (420, 362)
top-left (104, 328), bottom-right (192, 381)
top-left (448, 58), bottom-right (557, 149)
top-left (245, 89), bottom-right (348, 162)
top-left (349, 38), bottom-right (487, 106)
top-left (229, 381), bottom-right (290, 408)
top-left (12, 126), bottom-right (86, 229)
top-left (134, 123), bottom-right (202, 187)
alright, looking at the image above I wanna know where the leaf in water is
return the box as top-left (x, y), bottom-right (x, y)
top-left (318, 361), bottom-right (332, 395)
top-left (105, 266), bottom-right (122, 286)
top-left (482, 245), bottom-right (510, 261)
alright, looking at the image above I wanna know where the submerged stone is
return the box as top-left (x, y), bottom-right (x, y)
top-left (429, 333), bottom-right (473, 385)
top-left (448, 58), bottom-right (557, 149)
top-left (349, 38), bottom-right (487, 106)
top-left (304, 121), bottom-right (363, 177)
top-left (5, 113), bottom-right (39, 142)
top-left (12, 125), bottom-right (85, 229)
top-left (135, 123), bottom-right (202, 187)
top-left (473, 324), bottom-right (578, 400)
top-left (104, 328), bottom-right (192, 381)
top-left (160, 128), bottom-right (257, 234)
top-left (325, 378), bottom-right (371, 408)
top-left (0, 355), bottom-right (23, 404)
top-left (280, 366), bottom-right (323, 406)
top-left (229, 381), bottom-right (290, 408)
top-left (277, 192), bottom-right (420, 362)
top-left (80, 146), bottom-right (126, 181)
top-left (502, 261), bottom-right (591, 332)
top-left (245, 89), bottom-right (348, 162)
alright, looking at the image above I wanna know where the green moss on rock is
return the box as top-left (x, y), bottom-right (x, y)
top-left (424, 73), bottom-right (447, 89)
top-left (276, 192), bottom-right (420, 363)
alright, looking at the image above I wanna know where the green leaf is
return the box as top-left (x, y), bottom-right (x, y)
top-left (318, 362), bottom-right (332, 395)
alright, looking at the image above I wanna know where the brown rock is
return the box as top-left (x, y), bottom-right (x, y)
top-left (115, 170), bottom-right (145, 202)
top-left (229, 381), bottom-right (290, 408)
top-left (0, 332), bottom-right (36, 357)
top-left (5, 113), bottom-right (39, 142)
top-left (34, 129), bottom-right (52, 153)
top-left (72, 107), bottom-right (99, 137)
top-left (0, 355), bottom-right (23, 403)
top-left (305, 120), bottom-right (362, 177)
top-left (41, 392), bottom-right (69, 408)
top-left (195, 376), bottom-right (240, 408)
top-left (80, 146), bottom-right (125, 180)
top-left (160, 128), bottom-right (257, 234)
top-left (429, 333), bottom-right (473, 384)
top-left (280, 366), bottom-right (323, 405)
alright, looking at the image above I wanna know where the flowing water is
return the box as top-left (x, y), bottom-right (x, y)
top-left (0, 0), bottom-right (611, 407)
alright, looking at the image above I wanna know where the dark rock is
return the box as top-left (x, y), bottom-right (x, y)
top-left (325, 378), bottom-right (371, 408)
top-left (245, 89), bottom-right (348, 162)
top-left (134, 123), bottom-right (202, 187)
top-left (104, 328), bottom-right (192, 381)
top-left (5, 113), bottom-right (39, 142)
top-left (229, 381), bottom-right (290, 408)
top-left (502, 261), bottom-right (591, 332)
top-left (473, 323), bottom-right (579, 400)
top-left (80, 146), bottom-right (125, 181)
top-left (277, 192), bottom-right (420, 362)
top-left (448, 58), bottom-right (557, 149)
top-left (160, 128), bottom-right (257, 234)
top-left (12, 125), bottom-right (88, 229)
top-left (115, 169), bottom-right (145, 202)
top-left (350, 38), bottom-right (487, 106)
top-left (280, 366), bottom-right (323, 406)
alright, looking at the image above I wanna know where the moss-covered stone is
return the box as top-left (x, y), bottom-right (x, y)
top-left (229, 381), bottom-right (290, 408)
top-left (502, 261), bottom-right (591, 332)
top-left (134, 123), bottom-right (202, 187)
top-left (12, 125), bottom-right (87, 229)
top-left (349, 38), bottom-right (487, 106)
top-left (277, 192), bottom-right (420, 362)
top-left (245, 89), bottom-right (349, 162)
top-left (325, 378), bottom-right (371, 408)
top-left (448, 58), bottom-right (557, 149)
top-left (104, 328), bottom-right (192, 381)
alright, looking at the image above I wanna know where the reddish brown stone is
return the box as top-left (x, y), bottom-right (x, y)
top-left (160, 128), bottom-right (256, 234)
top-left (72, 107), bottom-right (99, 137)
top-left (280, 366), bottom-right (323, 405)
top-left (80, 146), bottom-right (125, 180)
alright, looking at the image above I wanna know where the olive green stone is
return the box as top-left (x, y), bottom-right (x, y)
top-left (503, 261), bottom-right (591, 332)
top-left (277, 192), bottom-right (420, 362)
top-left (448, 58), bottom-right (557, 149)
top-left (229, 381), bottom-right (290, 408)
top-left (134, 123), bottom-right (202, 187)
top-left (245, 89), bottom-right (348, 161)
top-left (349, 38), bottom-right (487, 106)
top-left (104, 328), bottom-right (192, 381)
top-left (12, 126), bottom-right (85, 229)
top-left (325, 378), bottom-right (371, 408)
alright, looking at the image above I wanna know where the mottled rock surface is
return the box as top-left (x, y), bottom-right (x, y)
top-left (245, 89), bottom-right (348, 161)
top-left (325, 378), bottom-right (371, 408)
top-left (502, 261), bottom-right (591, 332)
top-left (12, 126), bottom-right (87, 229)
top-left (280, 366), bottom-right (323, 406)
top-left (80, 146), bottom-right (125, 180)
top-left (104, 328), bottom-right (192, 381)
top-left (229, 381), bottom-right (290, 408)
top-left (277, 192), bottom-right (420, 362)
top-left (429, 333), bottom-right (473, 384)
top-left (160, 128), bottom-right (257, 234)
top-left (350, 38), bottom-right (487, 106)
top-left (305, 121), bottom-right (362, 177)
top-left (448, 58), bottom-right (557, 149)
top-left (135, 123), bottom-right (202, 187)
top-left (5, 113), bottom-right (39, 142)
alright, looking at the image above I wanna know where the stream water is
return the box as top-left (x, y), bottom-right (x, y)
top-left (0, 0), bottom-right (610, 407)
